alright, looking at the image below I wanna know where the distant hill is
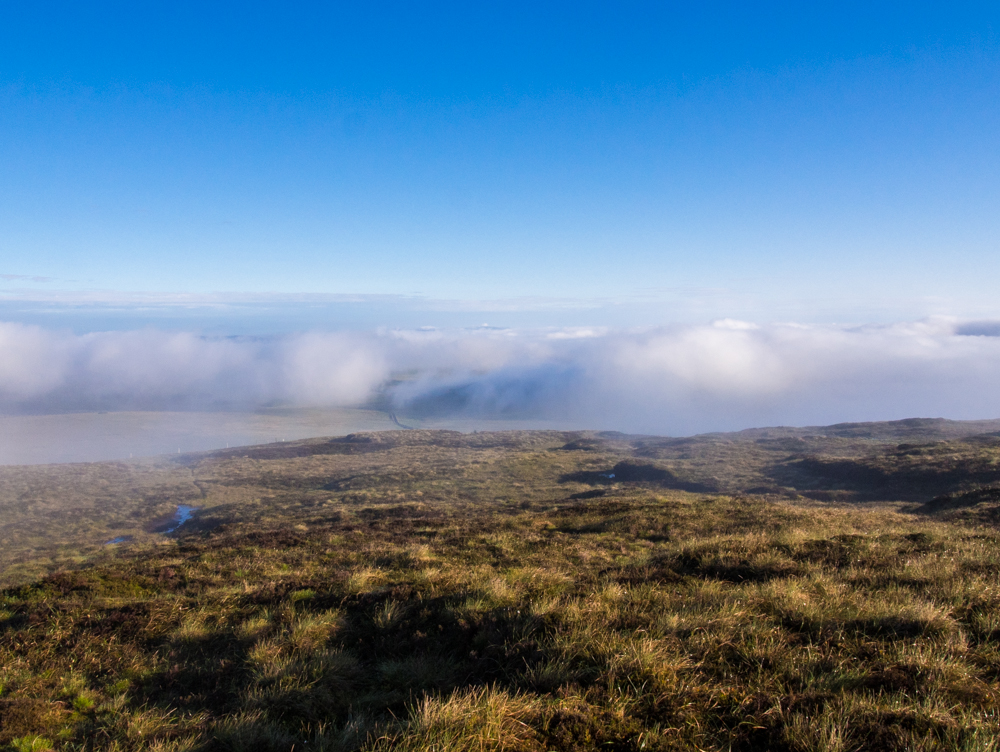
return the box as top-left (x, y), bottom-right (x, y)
top-left (725, 417), bottom-right (1000, 442)
top-left (3, 418), bottom-right (1000, 588)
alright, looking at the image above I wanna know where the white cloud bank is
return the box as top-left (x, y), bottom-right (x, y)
top-left (1, 318), bottom-right (999, 434)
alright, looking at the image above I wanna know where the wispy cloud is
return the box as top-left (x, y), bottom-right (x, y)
top-left (0, 274), bottom-right (55, 283)
top-left (0, 288), bottom-right (615, 312)
top-left (1, 318), bottom-right (999, 433)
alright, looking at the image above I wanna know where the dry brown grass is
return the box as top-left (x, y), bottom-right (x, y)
top-left (2, 428), bottom-right (1000, 750)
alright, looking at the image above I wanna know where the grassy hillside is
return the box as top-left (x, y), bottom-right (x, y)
top-left (2, 423), bottom-right (1000, 751)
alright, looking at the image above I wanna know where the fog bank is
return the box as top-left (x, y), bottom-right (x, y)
top-left (2, 318), bottom-right (999, 438)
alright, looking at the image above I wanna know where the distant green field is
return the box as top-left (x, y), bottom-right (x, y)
top-left (1, 421), bottom-right (1000, 751)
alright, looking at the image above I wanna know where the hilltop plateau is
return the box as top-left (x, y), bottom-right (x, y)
top-left (1, 418), bottom-right (1000, 751)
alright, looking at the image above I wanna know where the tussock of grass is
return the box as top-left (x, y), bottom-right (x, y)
top-left (372, 686), bottom-right (540, 752)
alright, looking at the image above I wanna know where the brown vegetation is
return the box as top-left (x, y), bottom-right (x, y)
top-left (1, 422), bottom-right (1000, 750)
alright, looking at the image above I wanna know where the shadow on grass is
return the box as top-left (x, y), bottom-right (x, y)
top-left (560, 461), bottom-right (715, 492)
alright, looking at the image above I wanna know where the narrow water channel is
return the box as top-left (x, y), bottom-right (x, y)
top-left (164, 505), bottom-right (199, 533)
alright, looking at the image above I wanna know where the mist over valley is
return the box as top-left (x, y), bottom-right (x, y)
top-left (3, 317), bottom-right (1000, 464)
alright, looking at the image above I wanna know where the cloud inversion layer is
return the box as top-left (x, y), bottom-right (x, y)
top-left (1, 319), bottom-right (998, 434)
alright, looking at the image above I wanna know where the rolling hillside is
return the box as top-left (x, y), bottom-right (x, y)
top-left (2, 420), bottom-right (999, 750)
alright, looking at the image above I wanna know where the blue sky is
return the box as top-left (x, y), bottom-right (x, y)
top-left (1, 1), bottom-right (999, 329)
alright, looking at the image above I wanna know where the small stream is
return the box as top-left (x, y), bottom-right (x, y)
top-left (163, 505), bottom-right (199, 533)
top-left (106, 504), bottom-right (200, 544)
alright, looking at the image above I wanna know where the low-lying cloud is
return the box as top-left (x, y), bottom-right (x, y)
top-left (2, 318), bottom-right (999, 434)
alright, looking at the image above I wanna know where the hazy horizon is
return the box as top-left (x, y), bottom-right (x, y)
top-left (3, 316), bottom-right (1000, 465)
top-left (3, 3), bottom-right (998, 462)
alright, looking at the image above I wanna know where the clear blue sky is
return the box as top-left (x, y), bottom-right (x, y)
top-left (2, 1), bottom-right (998, 327)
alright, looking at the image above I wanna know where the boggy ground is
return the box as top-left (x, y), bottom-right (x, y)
top-left (2, 425), bottom-right (1000, 751)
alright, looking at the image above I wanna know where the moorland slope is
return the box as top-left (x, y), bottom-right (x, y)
top-left (2, 420), bottom-right (1000, 751)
